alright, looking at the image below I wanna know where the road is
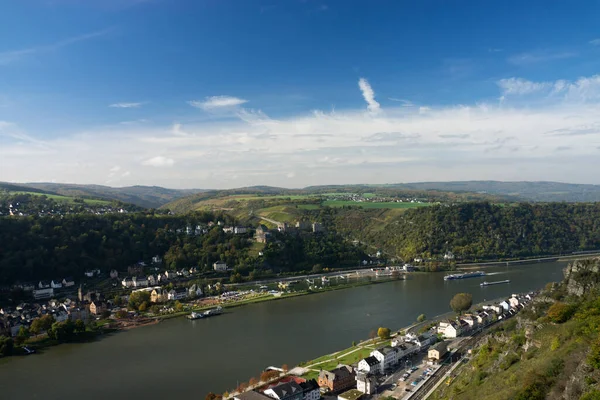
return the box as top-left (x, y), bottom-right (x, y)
top-left (408, 332), bottom-right (483, 400)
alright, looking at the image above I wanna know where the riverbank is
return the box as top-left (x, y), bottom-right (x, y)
top-left (457, 251), bottom-right (600, 268)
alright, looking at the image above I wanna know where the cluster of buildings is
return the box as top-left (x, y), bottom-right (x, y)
top-left (437, 293), bottom-right (534, 339)
top-left (12, 277), bottom-right (77, 300)
top-left (0, 200), bottom-right (132, 218)
top-left (255, 221), bottom-right (324, 244)
top-left (120, 267), bottom-right (198, 289)
top-left (234, 377), bottom-right (320, 400)
top-left (0, 286), bottom-right (111, 338)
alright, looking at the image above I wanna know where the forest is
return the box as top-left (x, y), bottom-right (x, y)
top-left (321, 202), bottom-right (600, 261)
top-left (0, 211), bottom-right (365, 285)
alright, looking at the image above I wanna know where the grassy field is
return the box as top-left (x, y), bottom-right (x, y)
top-left (10, 191), bottom-right (111, 205)
top-left (322, 200), bottom-right (431, 209)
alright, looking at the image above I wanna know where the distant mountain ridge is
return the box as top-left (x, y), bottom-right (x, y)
top-left (4, 180), bottom-right (600, 209)
top-left (3, 182), bottom-right (206, 208)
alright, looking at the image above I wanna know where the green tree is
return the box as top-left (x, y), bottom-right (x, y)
top-left (450, 293), bottom-right (473, 314)
top-left (377, 327), bottom-right (391, 339)
top-left (417, 314), bottom-right (426, 322)
top-left (74, 319), bottom-right (86, 333)
top-left (129, 291), bottom-right (151, 311)
top-left (30, 314), bottom-right (55, 334)
top-left (139, 301), bottom-right (149, 312)
top-left (175, 301), bottom-right (184, 312)
top-left (115, 310), bottom-right (128, 319)
top-left (0, 335), bottom-right (14, 357)
top-left (15, 326), bottom-right (30, 345)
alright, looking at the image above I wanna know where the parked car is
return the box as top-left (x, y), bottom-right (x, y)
top-left (411, 381), bottom-right (419, 386)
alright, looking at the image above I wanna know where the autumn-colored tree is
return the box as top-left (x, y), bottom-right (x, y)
top-left (377, 327), bottom-right (391, 339)
top-left (248, 377), bottom-right (258, 386)
top-left (450, 293), bottom-right (473, 314)
top-left (369, 330), bottom-right (377, 340)
top-left (205, 392), bottom-right (222, 400)
top-left (281, 364), bottom-right (289, 372)
top-left (175, 301), bottom-right (184, 312)
top-left (260, 370), bottom-right (280, 382)
top-left (115, 310), bottom-right (128, 319)
top-left (547, 302), bottom-right (576, 323)
top-left (236, 382), bottom-right (248, 392)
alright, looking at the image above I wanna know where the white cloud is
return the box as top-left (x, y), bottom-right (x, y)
top-left (497, 78), bottom-right (551, 95)
top-left (358, 78), bottom-right (381, 114)
top-left (590, 39), bottom-right (600, 46)
top-left (188, 96), bottom-right (248, 110)
top-left (3, 73), bottom-right (600, 188)
top-left (388, 98), bottom-right (414, 107)
top-left (109, 102), bottom-right (143, 108)
top-left (0, 28), bottom-right (114, 66)
top-left (141, 156), bottom-right (175, 167)
top-left (507, 51), bottom-right (576, 66)
top-left (498, 75), bottom-right (600, 102)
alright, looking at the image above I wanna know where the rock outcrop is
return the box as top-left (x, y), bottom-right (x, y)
top-left (563, 257), bottom-right (600, 297)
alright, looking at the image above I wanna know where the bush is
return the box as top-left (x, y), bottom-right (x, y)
top-left (500, 353), bottom-right (520, 370)
top-left (547, 302), bottom-right (576, 323)
top-left (378, 327), bottom-right (391, 339)
top-left (581, 390), bottom-right (600, 400)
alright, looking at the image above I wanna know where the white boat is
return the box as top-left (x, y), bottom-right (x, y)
top-left (480, 280), bottom-right (510, 287)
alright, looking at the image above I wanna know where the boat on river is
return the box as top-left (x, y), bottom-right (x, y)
top-left (444, 271), bottom-right (486, 280)
top-left (480, 280), bottom-right (510, 287)
top-left (187, 306), bottom-right (223, 320)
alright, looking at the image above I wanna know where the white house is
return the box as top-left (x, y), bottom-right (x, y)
top-left (499, 300), bottom-right (510, 311)
top-left (213, 262), bottom-right (227, 271)
top-left (264, 381), bottom-right (303, 400)
top-left (234, 226), bottom-right (248, 234)
top-left (357, 356), bottom-right (380, 374)
top-left (33, 287), bottom-right (54, 300)
top-left (188, 284), bottom-right (203, 298)
top-left (165, 270), bottom-right (178, 280)
top-left (438, 321), bottom-right (461, 338)
top-left (38, 281), bottom-right (50, 289)
top-left (147, 275), bottom-right (156, 286)
top-left (121, 277), bottom-right (134, 288)
top-left (167, 288), bottom-right (188, 301)
top-left (132, 276), bottom-right (148, 288)
top-left (394, 343), bottom-right (420, 359)
top-left (509, 297), bottom-right (520, 309)
top-left (50, 280), bottom-right (63, 289)
top-left (356, 371), bottom-right (378, 394)
top-left (370, 346), bottom-right (398, 374)
top-left (222, 226), bottom-right (234, 233)
top-left (444, 251), bottom-right (455, 260)
top-left (62, 277), bottom-right (75, 287)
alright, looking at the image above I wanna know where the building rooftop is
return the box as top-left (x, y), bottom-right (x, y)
top-left (338, 389), bottom-right (364, 400)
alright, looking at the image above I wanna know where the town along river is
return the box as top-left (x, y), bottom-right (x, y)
top-left (0, 261), bottom-right (566, 399)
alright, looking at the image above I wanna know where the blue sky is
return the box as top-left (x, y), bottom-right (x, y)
top-left (2, 0), bottom-right (600, 188)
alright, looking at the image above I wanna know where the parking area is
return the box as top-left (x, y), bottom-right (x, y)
top-left (376, 352), bottom-right (440, 398)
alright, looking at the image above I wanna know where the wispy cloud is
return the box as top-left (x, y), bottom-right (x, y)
top-left (358, 78), bottom-right (381, 114)
top-left (497, 78), bottom-right (551, 95)
top-left (141, 156), bottom-right (175, 167)
top-left (109, 102), bottom-right (143, 108)
top-left (507, 50), bottom-right (576, 66)
top-left (4, 72), bottom-right (600, 187)
top-left (0, 28), bottom-right (114, 66)
top-left (488, 48), bottom-right (503, 53)
top-left (497, 75), bottom-right (600, 102)
top-left (188, 96), bottom-right (248, 111)
top-left (590, 39), bottom-right (600, 46)
top-left (388, 98), bottom-right (414, 107)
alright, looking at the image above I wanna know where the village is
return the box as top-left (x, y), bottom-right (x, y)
top-left (227, 291), bottom-right (537, 400)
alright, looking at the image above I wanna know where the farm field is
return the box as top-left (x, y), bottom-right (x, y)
top-left (10, 191), bottom-right (111, 205)
top-left (322, 200), bottom-right (432, 209)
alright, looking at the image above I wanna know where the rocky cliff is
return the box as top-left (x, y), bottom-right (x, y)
top-left (563, 257), bottom-right (600, 297)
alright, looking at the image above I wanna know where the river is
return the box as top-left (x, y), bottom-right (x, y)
top-left (0, 261), bottom-right (566, 399)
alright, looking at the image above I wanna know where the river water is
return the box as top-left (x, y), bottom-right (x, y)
top-left (0, 261), bottom-right (566, 399)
